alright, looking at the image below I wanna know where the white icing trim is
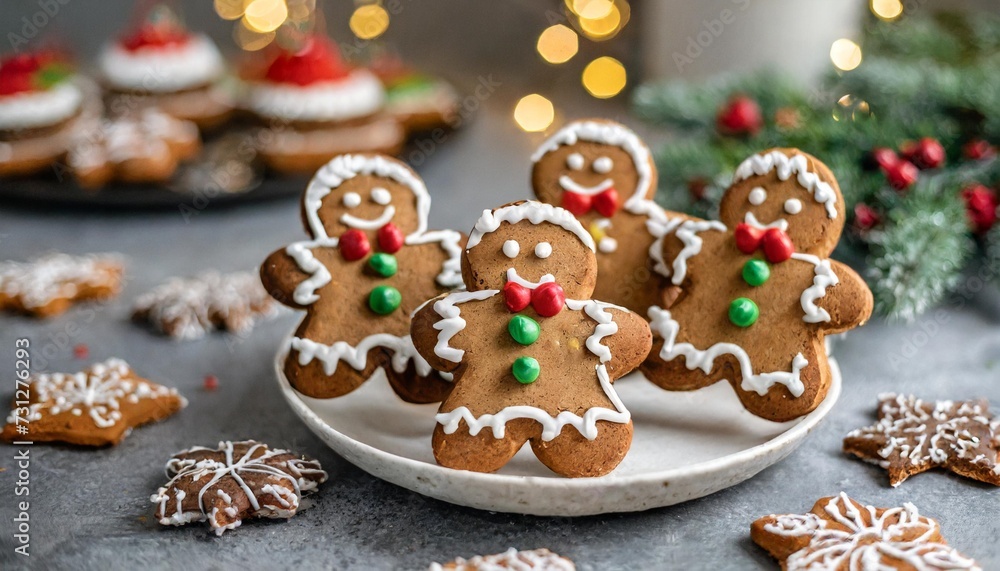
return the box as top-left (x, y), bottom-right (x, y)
top-left (466, 201), bottom-right (595, 252)
top-left (285, 238), bottom-right (337, 306)
top-left (0, 82), bottom-right (82, 131)
top-left (431, 289), bottom-right (499, 363)
top-left (670, 219), bottom-right (727, 285)
top-left (648, 306), bottom-right (808, 398)
top-left (289, 334), bottom-right (432, 376)
top-left (733, 150), bottom-right (839, 219)
top-left (99, 35), bottom-right (224, 93)
top-left (505, 267), bottom-right (555, 289)
top-left (244, 70), bottom-right (383, 122)
top-left (744, 211), bottom-right (789, 231)
top-left (639, 201), bottom-right (684, 278)
top-left (790, 253), bottom-right (838, 324)
top-left (558, 175), bottom-right (614, 196)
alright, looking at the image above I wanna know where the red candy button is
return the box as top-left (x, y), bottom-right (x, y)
top-left (593, 188), bottom-right (620, 218)
top-left (762, 228), bottom-right (794, 263)
top-left (562, 192), bottom-right (591, 217)
top-left (734, 223), bottom-right (764, 254)
top-left (532, 282), bottom-right (565, 317)
top-left (340, 229), bottom-right (371, 261)
top-left (502, 282), bottom-right (531, 313)
top-left (377, 223), bottom-right (404, 253)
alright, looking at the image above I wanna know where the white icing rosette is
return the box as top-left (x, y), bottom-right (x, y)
top-left (99, 34), bottom-right (225, 93)
top-left (243, 69), bottom-right (385, 123)
top-left (0, 81), bottom-right (82, 131)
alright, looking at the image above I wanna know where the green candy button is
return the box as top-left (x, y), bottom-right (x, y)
top-left (742, 259), bottom-right (770, 287)
top-left (508, 315), bottom-right (541, 346)
top-left (368, 253), bottom-right (398, 277)
top-left (369, 285), bottom-right (402, 315)
top-left (729, 297), bottom-right (759, 327)
top-left (512, 356), bottom-right (540, 384)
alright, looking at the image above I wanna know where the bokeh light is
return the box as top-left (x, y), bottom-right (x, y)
top-left (243, 0), bottom-right (288, 33)
top-left (350, 4), bottom-right (390, 40)
top-left (570, 0), bottom-right (614, 19)
top-left (870, 0), bottom-right (903, 21)
top-left (234, 18), bottom-right (276, 50)
top-left (581, 56), bottom-right (627, 98)
top-left (577, 0), bottom-right (629, 41)
top-left (537, 24), bottom-right (578, 64)
top-left (214, 0), bottom-right (246, 21)
top-left (830, 38), bottom-right (863, 71)
top-left (514, 94), bottom-right (555, 132)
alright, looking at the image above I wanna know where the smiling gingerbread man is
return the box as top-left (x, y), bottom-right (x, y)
top-left (642, 149), bottom-right (873, 421)
top-left (411, 201), bottom-right (651, 477)
top-left (530, 119), bottom-right (682, 315)
top-left (261, 154), bottom-right (464, 402)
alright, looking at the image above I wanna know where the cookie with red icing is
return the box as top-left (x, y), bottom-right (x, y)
top-left (241, 36), bottom-right (404, 174)
top-left (530, 119), bottom-right (683, 315)
top-left (411, 201), bottom-right (651, 477)
top-left (642, 148), bottom-right (872, 421)
top-left (261, 154), bottom-right (464, 402)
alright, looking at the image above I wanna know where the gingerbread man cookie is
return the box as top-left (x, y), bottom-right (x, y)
top-left (261, 154), bottom-right (464, 402)
top-left (411, 201), bottom-right (651, 477)
top-left (530, 119), bottom-right (682, 314)
top-left (642, 149), bottom-right (873, 421)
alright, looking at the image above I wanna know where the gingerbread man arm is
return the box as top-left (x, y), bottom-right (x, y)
top-left (260, 246), bottom-right (312, 310)
top-left (410, 293), bottom-right (463, 373)
top-left (601, 308), bottom-right (652, 381)
top-left (813, 260), bottom-right (873, 333)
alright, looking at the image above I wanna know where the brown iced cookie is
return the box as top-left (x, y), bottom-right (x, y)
top-left (150, 440), bottom-right (327, 536)
top-left (256, 117), bottom-right (405, 175)
top-left (133, 271), bottom-right (275, 340)
top-left (0, 252), bottom-right (124, 317)
top-left (430, 548), bottom-right (575, 570)
top-left (261, 154), bottom-right (465, 402)
top-left (643, 148), bottom-right (873, 421)
top-left (411, 201), bottom-right (651, 477)
top-left (752, 493), bottom-right (982, 570)
top-left (1, 358), bottom-right (186, 447)
top-left (383, 73), bottom-right (460, 134)
top-left (530, 119), bottom-right (682, 314)
top-left (844, 394), bottom-right (1000, 487)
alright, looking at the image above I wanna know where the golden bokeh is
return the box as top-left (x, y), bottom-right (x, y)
top-left (578, 0), bottom-right (629, 41)
top-left (350, 4), bottom-right (390, 40)
top-left (234, 18), bottom-right (276, 51)
top-left (570, 0), bottom-right (614, 19)
top-left (581, 56), bottom-right (626, 98)
top-left (870, 0), bottom-right (903, 21)
top-left (514, 94), bottom-right (555, 132)
top-left (214, 0), bottom-right (246, 21)
top-left (243, 0), bottom-right (288, 33)
top-left (537, 24), bottom-right (579, 64)
top-left (830, 38), bottom-right (863, 71)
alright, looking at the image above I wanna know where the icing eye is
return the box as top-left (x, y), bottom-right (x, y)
top-left (784, 198), bottom-right (803, 215)
top-left (371, 187), bottom-right (391, 205)
top-left (748, 187), bottom-right (767, 206)
top-left (567, 153), bottom-right (585, 171)
top-left (534, 242), bottom-right (552, 259)
top-left (342, 192), bottom-right (361, 208)
top-left (502, 240), bottom-right (520, 258)
top-left (593, 156), bottom-right (613, 174)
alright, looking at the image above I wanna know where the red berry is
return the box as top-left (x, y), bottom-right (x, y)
top-left (853, 204), bottom-right (881, 232)
top-left (0, 53), bottom-right (43, 95)
top-left (734, 223), bottom-right (764, 254)
top-left (687, 178), bottom-right (708, 201)
top-left (339, 229), bottom-right (371, 261)
top-left (871, 147), bottom-right (899, 170)
top-left (377, 223), bottom-right (404, 253)
top-left (900, 137), bottom-right (945, 170)
top-left (502, 282), bottom-right (531, 313)
top-left (531, 282), bottom-right (565, 317)
top-left (73, 344), bottom-right (89, 359)
top-left (203, 375), bottom-right (219, 391)
top-left (716, 95), bottom-right (763, 136)
top-left (883, 160), bottom-right (919, 191)
top-left (121, 24), bottom-right (190, 51)
top-left (963, 139), bottom-right (996, 161)
top-left (264, 37), bottom-right (350, 85)
top-left (762, 229), bottom-right (794, 263)
top-left (561, 191), bottom-right (591, 216)
top-left (592, 188), bottom-right (619, 218)
top-left (960, 184), bottom-right (998, 234)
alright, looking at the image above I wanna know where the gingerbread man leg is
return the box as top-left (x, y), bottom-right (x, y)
top-left (382, 353), bottom-right (454, 404)
top-left (730, 342), bottom-right (829, 423)
top-left (432, 419), bottom-right (535, 473)
top-left (284, 349), bottom-right (382, 399)
top-left (531, 420), bottom-right (634, 478)
top-left (640, 341), bottom-right (736, 392)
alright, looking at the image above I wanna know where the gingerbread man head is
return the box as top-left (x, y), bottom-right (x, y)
top-left (530, 119), bottom-right (657, 219)
top-left (462, 201), bottom-right (598, 301)
top-left (719, 148), bottom-right (846, 258)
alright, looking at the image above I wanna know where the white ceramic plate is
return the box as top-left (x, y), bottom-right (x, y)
top-left (276, 343), bottom-right (841, 516)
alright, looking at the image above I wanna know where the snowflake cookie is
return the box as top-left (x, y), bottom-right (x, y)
top-left (1, 358), bottom-right (186, 446)
top-left (752, 492), bottom-right (981, 570)
top-left (844, 394), bottom-right (1000, 487)
top-left (430, 548), bottom-right (575, 571)
top-left (151, 440), bottom-right (327, 535)
top-left (133, 271), bottom-right (276, 340)
top-left (0, 252), bottom-right (124, 317)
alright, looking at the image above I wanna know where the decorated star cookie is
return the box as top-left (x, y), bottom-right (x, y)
top-left (430, 548), bottom-right (575, 571)
top-left (151, 440), bottom-right (327, 536)
top-left (261, 154), bottom-right (464, 402)
top-left (133, 271), bottom-right (275, 340)
top-left (642, 149), bottom-right (873, 421)
top-left (1, 358), bottom-right (186, 447)
top-left (530, 119), bottom-right (682, 314)
top-left (411, 201), bottom-right (651, 477)
top-left (0, 252), bottom-right (124, 317)
top-left (844, 394), bottom-right (1000, 487)
top-left (752, 493), bottom-right (982, 570)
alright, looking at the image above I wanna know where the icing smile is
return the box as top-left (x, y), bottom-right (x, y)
top-left (340, 206), bottom-right (395, 230)
top-left (744, 212), bottom-right (789, 232)
top-left (558, 175), bottom-right (614, 196)
top-left (505, 267), bottom-right (555, 289)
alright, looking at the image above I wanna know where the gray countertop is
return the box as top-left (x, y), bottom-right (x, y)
top-left (1, 99), bottom-right (999, 570)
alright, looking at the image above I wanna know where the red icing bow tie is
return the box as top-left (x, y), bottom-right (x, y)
top-left (502, 281), bottom-right (566, 317)
top-left (339, 223), bottom-right (404, 261)
top-left (562, 188), bottom-right (620, 218)
top-left (734, 223), bottom-right (795, 263)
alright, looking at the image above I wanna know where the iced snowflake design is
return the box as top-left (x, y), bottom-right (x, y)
top-left (844, 394), bottom-right (1000, 487)
top-left (0, 252), bottom-right (122, 312)
top-left (757, 493), bottom-right (981, 571)
top-left (151, 440), bottom-right (327, 535)
top-left (429, 548), bottom-right (576, 571)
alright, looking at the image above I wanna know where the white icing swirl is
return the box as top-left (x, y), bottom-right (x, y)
top-left (244, 70), bottom-right (384, 122)
top-left (99, 35), bottom-right (224, 93)
top-left (0, 82), bottom-right (81, 130)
